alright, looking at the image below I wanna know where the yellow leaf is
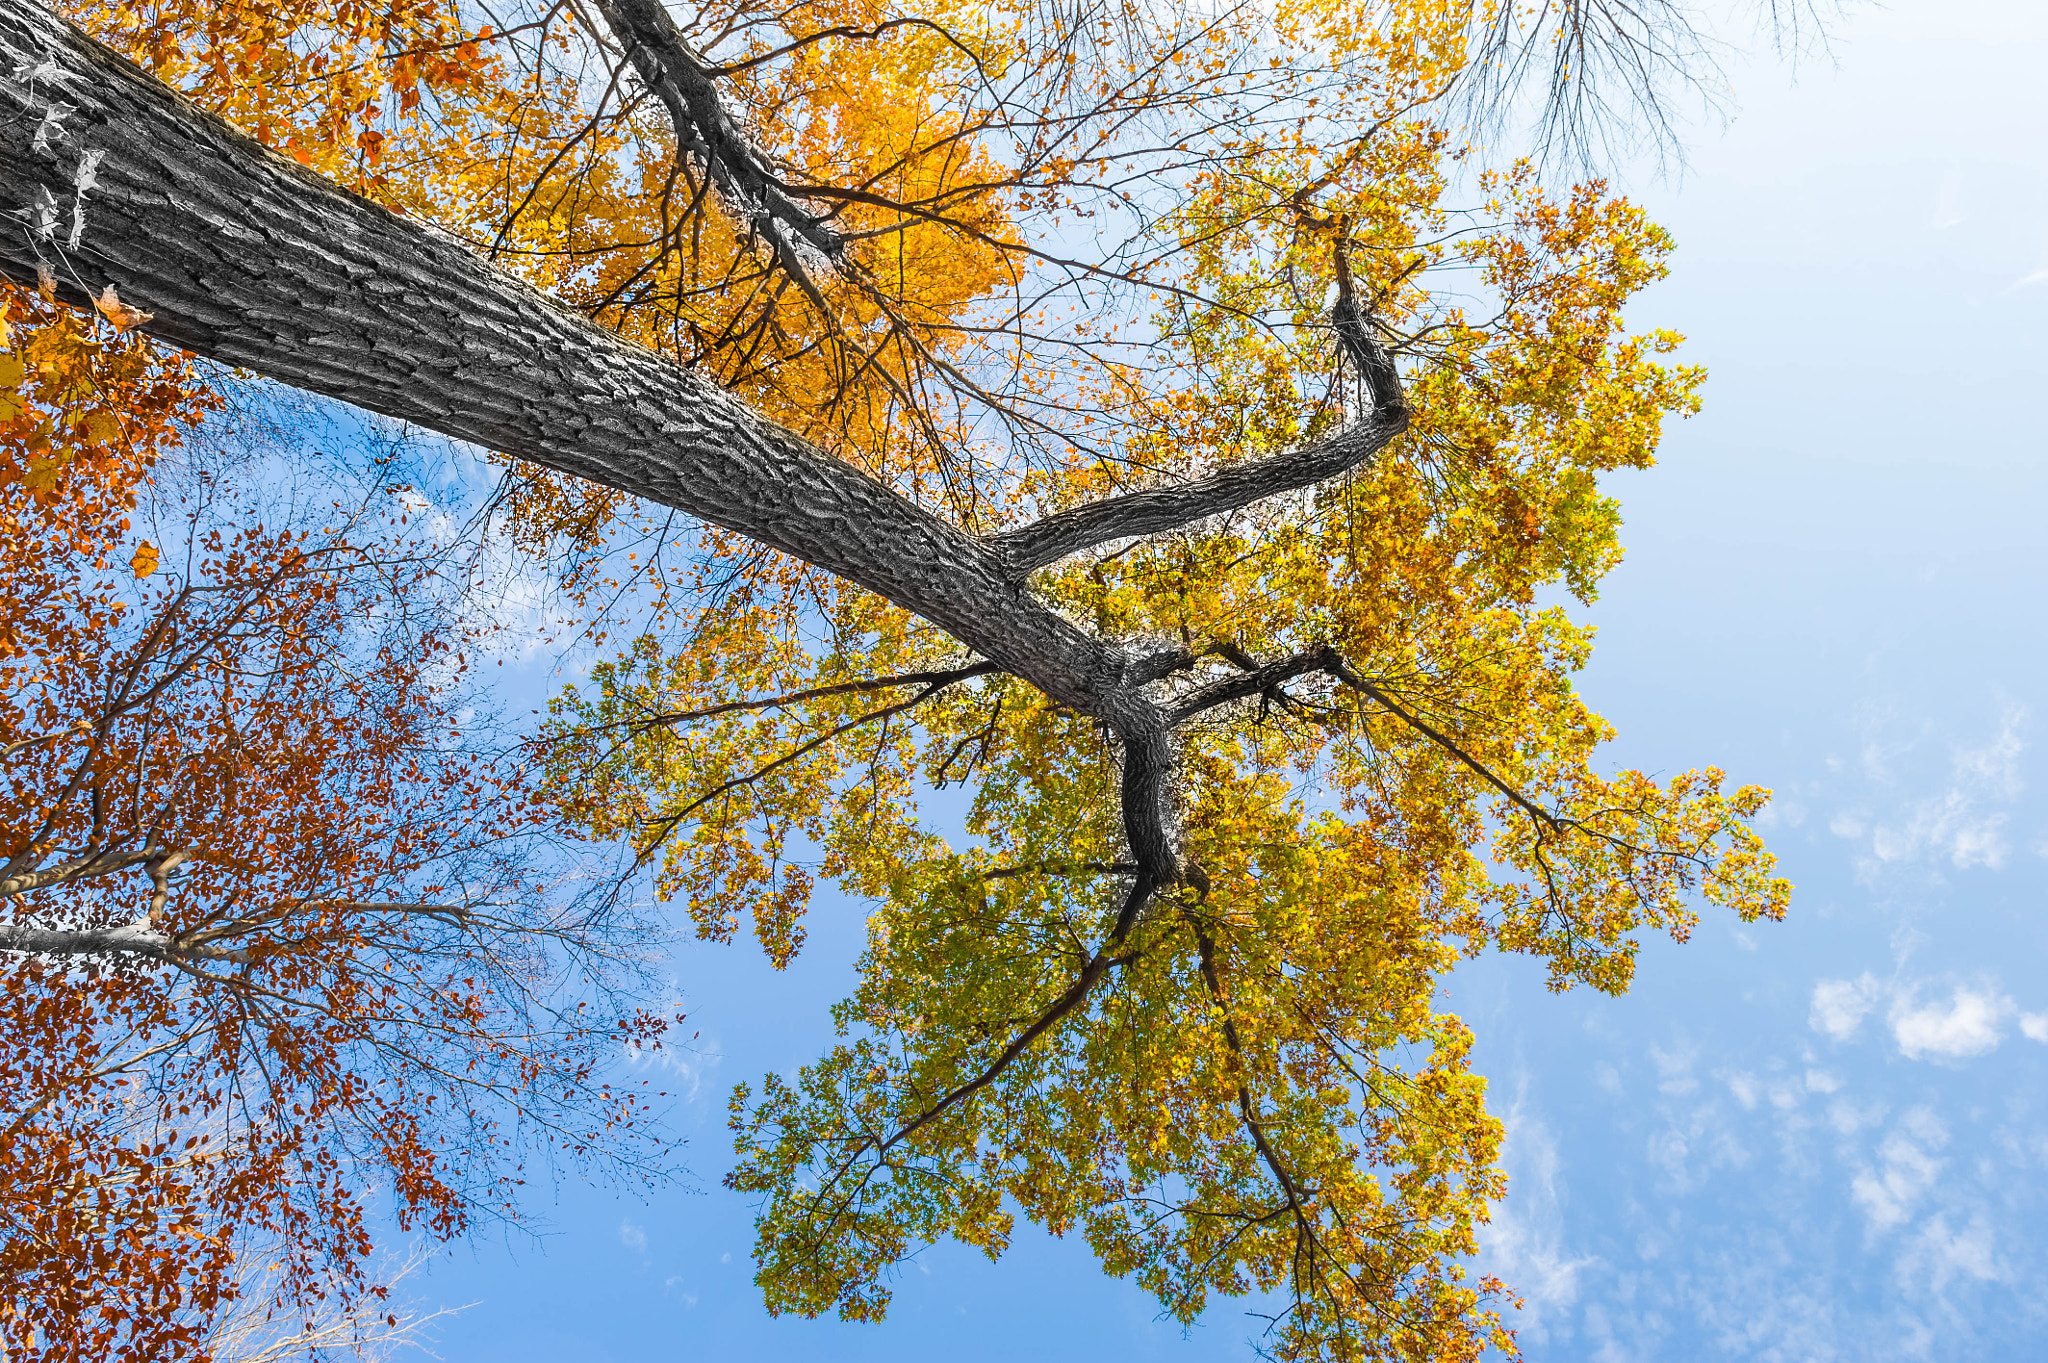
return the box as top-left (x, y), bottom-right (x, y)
top-left (130, 541), bottom-right (159, 578)
top-left (0, 355), bottom-right (23, 389)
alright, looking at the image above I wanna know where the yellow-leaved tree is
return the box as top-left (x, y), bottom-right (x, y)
top-left (0, 0), bottom-right (1792, 1357)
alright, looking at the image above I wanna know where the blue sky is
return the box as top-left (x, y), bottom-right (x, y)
top-left (408, 2), bottom-right (2048, 1357)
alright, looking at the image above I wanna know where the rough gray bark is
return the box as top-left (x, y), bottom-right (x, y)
top-left (0, 920), bottom-right (241, 962)
top-left (0, 0), bottom-right (1404, 898)
top-left (0, 849), bottom-right (152, 896)
top-left (590, 0), bottom-right (847, 308)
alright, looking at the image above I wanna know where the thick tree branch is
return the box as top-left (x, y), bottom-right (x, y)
top-left (591, 0), bottom-right (846, 291)
top-left (990, 245), bottom-right (1408, 578)
top-left (990, 418), bottom-right (1403, 579)
top-left (0, 12), bottom-right (1448, 1159)
top-left (0, 919), bottom-right (245, 962)
top-left (0, 848), bottom-right (152, 895)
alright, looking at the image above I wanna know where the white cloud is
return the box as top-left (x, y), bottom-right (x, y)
top-left (1757, 796), bottom-right (1807, 830)
top-left (619, 1026), bottom-right (718, 1104)
top-left (2019, 234), bottom-right (2048, 288)
top-left (1812, 973), bottom-right (2041, 1062)
top-left (1851, 1108), bottom-right (1947, 1232)
top-left (1954, 714), bottom-right (2026, 799)
top-left (619, 1220), bottom-right (648, 1252)
top-left (1889, 985), bottom-right (2010, 1060)
top-left (1811, 974), bottom-right (1882, 1040)
top-left (1805, 1069), bottom-right (1843, 1095)
top-left (1721, 1068), bottom-right (1803, 1113)
top-left (1645, 1090), bottom-right (1751, 1193)
top-left (1829, 1096), bottom-right (1887, 1137)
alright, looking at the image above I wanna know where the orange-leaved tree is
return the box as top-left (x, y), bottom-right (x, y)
top-left (0, 0), bottom-right (1796, 1358)
top-left (0, 283), bottom-right (675, 1361)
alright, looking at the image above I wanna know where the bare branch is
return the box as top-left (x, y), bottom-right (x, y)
top-left (1321, 654), bottom-right (1562, 831)
top-left (626, 671), bottom-right (978, 867)
top-left (563, 660), bottom-right (1000, 743)
top-left (878, 873), bottom-right (1154, 1157)
top-left (1169, 646), bottom-right (1334, 724)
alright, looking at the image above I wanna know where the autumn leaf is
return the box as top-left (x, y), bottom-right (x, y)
top-left (92, 285), bottom-right (153, 331)
top-left (82, 410), bottom-right (121, 445)
top-left (128, 540), bottom-right (158, 577)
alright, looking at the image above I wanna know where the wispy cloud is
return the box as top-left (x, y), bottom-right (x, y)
top-left (1808, 974), bottom-right (2048, 1061)
top-left (2019, 232), bottom-right (2048, 288)
top-left (1832, 708), bottom-right (2027, 875)
top-left (1851, 1107), bottom-right (1947, 1232)
top-left (1642, 1048), bottom-right (1751, 1194)
top-left (619, 1220), bottom-right (648, 1252)
top-left (1899, 1214), bottom-right (2002, 1291)
top-left (1477, 1090), bottom-right (1598, 1345)
top-left (619, 1027), bottom-right (718, 1104)
top-left (1877, 711), bottom-right (2023, 869)
top-left (1812, 974), bottom-right (1884, 1039)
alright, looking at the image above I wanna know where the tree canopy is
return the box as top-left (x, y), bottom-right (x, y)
top-left (0, 0), bottom-right (1790, 1358)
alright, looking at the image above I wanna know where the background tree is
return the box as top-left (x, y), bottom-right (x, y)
top-left (0, 0), bottom-right (1794, 1358)
top-left (0, 283), bottom-right (675, 1361)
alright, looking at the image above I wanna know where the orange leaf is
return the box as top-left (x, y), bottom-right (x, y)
top-left (129, 541), bottom-right (159, 578)
top-left (94, 286), bottom-right (154, 331)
